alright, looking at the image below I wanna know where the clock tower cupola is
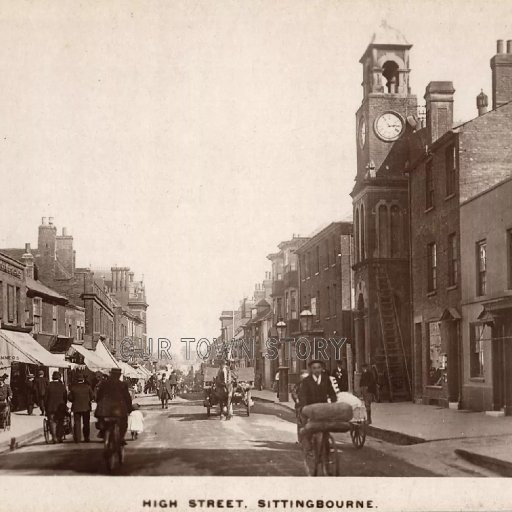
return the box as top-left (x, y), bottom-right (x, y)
top-left (355, 20), bottom-right (417, 181)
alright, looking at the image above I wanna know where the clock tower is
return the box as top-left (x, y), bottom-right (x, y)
top-left (351, 22), bottom-right (416, 401)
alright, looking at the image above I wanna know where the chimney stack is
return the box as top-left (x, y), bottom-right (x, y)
top-left (22, 244), bottom-right (34, 279)
top-left (491, 39), bottom-right (512, 109)
top-left (476, 90), bottom-right (489, 116)
top-left (424, 81), bottom-right (455, 144)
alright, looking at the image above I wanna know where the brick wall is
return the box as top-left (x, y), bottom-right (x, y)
top-left (459, 102), bottom-right (512, 203)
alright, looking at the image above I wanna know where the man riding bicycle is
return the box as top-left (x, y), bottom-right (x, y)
top-left (95, 368), bottom-right (133, 444)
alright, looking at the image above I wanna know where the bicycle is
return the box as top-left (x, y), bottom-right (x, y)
top-left (301, 429), bottom-right (339, 476)
top-left (103, 417), bottom-right (125, 473)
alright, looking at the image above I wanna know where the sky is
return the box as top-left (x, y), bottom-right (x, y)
top-left (0, 0), bottom-right (510, 364)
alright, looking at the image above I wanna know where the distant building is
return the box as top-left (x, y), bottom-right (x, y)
top-left (295, 222), bottom-right (354, 375)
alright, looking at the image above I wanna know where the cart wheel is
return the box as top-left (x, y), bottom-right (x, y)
top-left (43, 418), bottom-right (51, 444)
top-left (350, 423), bottom-right (367, 449)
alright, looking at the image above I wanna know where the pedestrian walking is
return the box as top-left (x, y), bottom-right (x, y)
top-left (45, 372), bottom-right (68, 443)
top-left (169, 371), bottom-right (178, 399)
top-left (158, 374), bottom-right (172, 409)
top-left (360, 363), bottom-right (377, 424)
top-left (274, 370), bottom-right (280, 399)
top-left (34, 370), bottom-right (49, 416)
top-left (128, 403), bottom-right (144, 439)
top-left (68, 373), bottom-right (94, 443)
top-left (333, 360), bottom-right (349, 393)
top-left (25, 374), bottom-right (37, 415)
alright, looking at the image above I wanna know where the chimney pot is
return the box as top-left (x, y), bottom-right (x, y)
top-left (497, 40), bottom-right (504, 54)
top-left (48, 217), bottom-right (54, 225)
top-left (25, 243), bottom-right (31, 253)
top-left (41, 217), bottom-right (47, 225)
top-left (62, 227), bottom-right (68, 236)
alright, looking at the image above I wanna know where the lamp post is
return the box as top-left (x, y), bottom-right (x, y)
top-left (276, 319), bottom-right (288, 402)
top-left (299, 308), bottom-right (314, 371)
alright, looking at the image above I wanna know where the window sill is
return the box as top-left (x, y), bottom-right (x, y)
top-left (425, 385), bottom-right (443, 390)
top-left (315, 272), bottom-right (320, 276)
top-left (427, 291), bottom-right (437, 297)
top-left (469, 377), bottom-right (485, 383)
top-left (445, 193), bottom-right (456, 201)
top-left (424, 206), bottom-right (435, 214)
top-left (324, 267), bottom-right (329, 271)
top-left (447, 284), bottom-right (458, 291)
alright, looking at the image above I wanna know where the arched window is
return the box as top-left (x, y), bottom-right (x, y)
top-left (390, 205), bottom-right (401, 257)
top-left (354, 208), bottom-right (360, 263)
top-left (360, 204), bottom-right (366, 260)
top-left (378, 204), bottom-right (389, 257)
top-left (382, 61), bottom-right (399, 93)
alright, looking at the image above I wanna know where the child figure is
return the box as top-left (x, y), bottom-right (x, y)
top-left (128, 403), bottom-right (144, 440)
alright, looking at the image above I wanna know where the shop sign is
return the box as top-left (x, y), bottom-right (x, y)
top-left (0, 259), bottom-right (23, 280)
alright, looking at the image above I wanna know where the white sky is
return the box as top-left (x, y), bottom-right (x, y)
top-left (0, 0), bottom-right (510, 363)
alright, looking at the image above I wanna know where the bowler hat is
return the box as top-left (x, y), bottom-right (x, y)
top-left (307, 359), bottom-right (326, 368)
top-left (52, 371), bottom-right (61, 380)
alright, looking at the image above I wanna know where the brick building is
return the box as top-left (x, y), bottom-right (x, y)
top-left (460, 177), bottom-right (512, 413)
top-left (407, 41), bottom-right (512, 409)
top-left (295, 222), bottom-right (354, 375)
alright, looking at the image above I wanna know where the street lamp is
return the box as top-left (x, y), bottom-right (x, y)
top-left (276, 319), bottom-right (288, 402)
top-left (299, 308), bottom-right (314, 333)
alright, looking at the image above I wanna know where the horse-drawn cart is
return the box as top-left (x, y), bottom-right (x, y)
top-left (231, 367), bottom-right (254, 417)
top-left (203, 367), bottom-right (218, 417)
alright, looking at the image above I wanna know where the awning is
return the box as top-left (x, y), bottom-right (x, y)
top-left (117, 360), bottom-right (140, 378)
top-left (95, 340), bottom-right (121, 369)
top-left (0, 329), bottom-right (69, 368)
top-left (70, 344), bottom-right (117, 371)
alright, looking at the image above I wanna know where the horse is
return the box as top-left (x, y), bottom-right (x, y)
top-left (213, 379), bottom-right (234, 420)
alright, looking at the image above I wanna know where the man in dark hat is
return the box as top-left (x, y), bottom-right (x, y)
top-left (359, 363), bottom-right (377, 424)
top-left (68, 373), bottom-right (94, 442)
top-left (95, 367), bottom-right (133, 443)
top-left (34, 369), bottom-right (49, 416)
top-left (298, 359), bottom-right (337, 407)
top-left (45, 372), bottom-right (68, 443)
top-left (25, 373), bottom-right (37, 415)
top-left (333, 360), bottom-right (349, 393)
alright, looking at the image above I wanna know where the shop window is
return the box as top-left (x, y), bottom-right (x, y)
top-left (477, 240), bottom-right (487, 296)
top-left (445, 144), bottom-right (457, 197)
top-left (448, 233), bottom-right (458, 287)
top-left (427, 242), bottom-right (437, 292)
top-left (470, 323), bottom-right (487, 378)
top-left (33, 298), bottom-right (42, 333)
top-left (425, 160), bottom-right (434, 209)
top-left (427, 321), bottom-right (445, 386)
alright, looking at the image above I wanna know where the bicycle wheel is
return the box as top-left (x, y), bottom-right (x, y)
top-left (43, 418), bottom-right (51, 444)
top-left (319, 433), bottom-right (339, 476)
top-left (302, 433), bottom-right (320, 476)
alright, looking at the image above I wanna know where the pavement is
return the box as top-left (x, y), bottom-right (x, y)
top-left (251, 388), bottom-right (512, 476)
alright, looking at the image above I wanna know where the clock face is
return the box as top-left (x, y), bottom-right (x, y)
top-left (358, 117), bottom-right (367, 149)
top-left (374, 112), bottom-right (404, 141)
